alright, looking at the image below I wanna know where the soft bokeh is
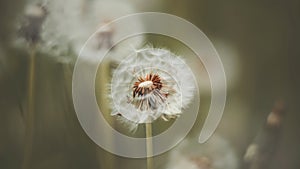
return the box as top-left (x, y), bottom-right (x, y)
top-left (0, 0), bottom-right (299, 169)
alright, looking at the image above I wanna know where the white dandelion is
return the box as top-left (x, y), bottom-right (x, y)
top-left (110, 47), bottom-right (196, 124)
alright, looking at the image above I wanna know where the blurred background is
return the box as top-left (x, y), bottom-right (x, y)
top-left (0, 0), bottom-right (299, 169)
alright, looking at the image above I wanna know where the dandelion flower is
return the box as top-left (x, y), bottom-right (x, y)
top-left (110, 47), bottom-right (196, 124)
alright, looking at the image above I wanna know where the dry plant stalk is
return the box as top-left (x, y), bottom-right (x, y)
top-left (243, 100), bottom-right (285, 169)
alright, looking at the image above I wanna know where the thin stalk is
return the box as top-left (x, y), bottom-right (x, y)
top-left (146, 123), bottom-right (153, 169)
top-left (97, 59), bottom-right (115, 169)
top-left (22, 45), bottom-right (36, 169)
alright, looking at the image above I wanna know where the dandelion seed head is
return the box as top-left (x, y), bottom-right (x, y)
top-left (110, 47), bottom-right (196, 124)
top-left (22, 0), bottom-right (143, 57)
top-left (17, 3), bottom-right (48, 45)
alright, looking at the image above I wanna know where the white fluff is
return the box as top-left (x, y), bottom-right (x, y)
top-left (110, 47), bottom-right (196, 124)
top-left (39, 0), bottom-right (143, 59)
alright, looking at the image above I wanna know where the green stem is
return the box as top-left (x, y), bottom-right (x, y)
top-left (146, 123), bottom-right (153, 169)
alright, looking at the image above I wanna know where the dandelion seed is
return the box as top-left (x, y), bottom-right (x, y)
top-left (110, 47), bottom-right (196, 124)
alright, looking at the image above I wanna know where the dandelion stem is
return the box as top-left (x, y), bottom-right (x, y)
top-left (146, 123), bottom-right (154, 169)
top-left (98, 60), bottom-right (116, 169)
top-left (22, 45), bottom-right (36, 169)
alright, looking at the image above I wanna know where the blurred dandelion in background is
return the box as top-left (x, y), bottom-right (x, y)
top-left (17, 2), bottom-right (47, 45)
top-left (75, 0), bottom-right (144, 63)
top-left (166, 135), bottom-right (238, 169)
top-left (14, 0), bottom-right (143, 60)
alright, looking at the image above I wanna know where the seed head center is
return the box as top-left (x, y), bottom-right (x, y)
top-left (133, 73), bottom-right (163, 98)
top-left (131, 73), bottom-right (167, 111)
top-left (138, 81), bottom-right (153, 88)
